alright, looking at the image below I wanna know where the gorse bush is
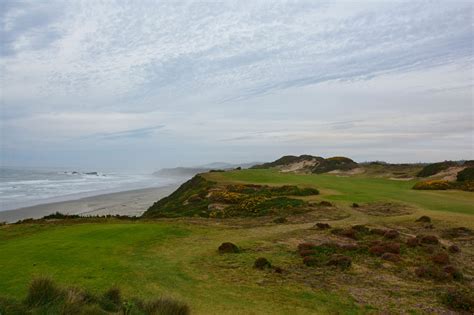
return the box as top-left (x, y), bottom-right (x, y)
top-left (413, 179), bottom-right (474, 192)
top-left (143, 175), bottom-right (319, 218)
top-left (413, 180), bottom-right (451, 190)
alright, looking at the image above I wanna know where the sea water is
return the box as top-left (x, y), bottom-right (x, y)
top-left (0, 167), bottom-right (181, 211)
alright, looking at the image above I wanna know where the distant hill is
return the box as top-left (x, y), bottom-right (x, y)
top-left (416, 160), bottom-right (474, 178)
top-left (153, 161), bottom-right (260, 177)
top-left (251, 155), bottom-right (358, 174)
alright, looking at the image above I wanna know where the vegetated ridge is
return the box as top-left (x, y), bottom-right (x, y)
top-left (251, 155), bottom-right (358, 174)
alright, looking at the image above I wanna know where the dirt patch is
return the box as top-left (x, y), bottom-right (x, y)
top-left (353, 202), bottom-right (413, 216)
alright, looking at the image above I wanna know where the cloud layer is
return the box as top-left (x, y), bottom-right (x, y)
top-left (1, 0), bottom-right (473, 170)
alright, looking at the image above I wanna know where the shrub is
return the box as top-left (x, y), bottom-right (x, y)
top-left (413, 180), bottom-right (451, 190)
top-left (332, 228), bottom-right (358, 240)
top-left (448, 244), bottom-right (460, 253)
top-left (369, 228), bottom-right (386, 236)
top-left (42, 212), bottom-right (80, 219)
top-left (369, 242), bottom-right (400, 256)
top-left (381, 253), bottom-right (401, 263)
top-left (100, 287), bottom-right (122, 311)
top-left (406, 237), bottom-right (419, 247)
top-left (417, 235), bottom-right (439, 245)
top-left (443, 265), bottom-right (463, 281)
top-left (441, 289), bottom-right (473, 312)
top-left (415, 216), bottom-right (431, 223)
top-left (383, 230), bottom-right (399, 239)
top-left (314, 222), bottom-right (331, 229)
top-left (457, 167), bottom-right (474, 181)
top-left (25, 277), bottom-right (62, 307)
top-left (254, 257), bottom-right (271, 270)
top-left (431, 252), bottom-right (450, 265)
top-left (318, 201), bottom-right (332, 207)
top-left (218, 242), bottom-right (240, 254)
top-left (326, 255), bottom-right (352, 270)
top-left (351, 225), bottom-right (369, 233)
top-left (209, 191), bottom-right (244, 204)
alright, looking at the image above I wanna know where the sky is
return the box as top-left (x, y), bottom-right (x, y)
top-left (1, 0), bottom-right (473, 171)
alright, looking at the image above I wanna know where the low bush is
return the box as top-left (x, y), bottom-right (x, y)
top-left (42, 212), bottom-right (81, 219)
top-left (413, 180), bottom-right (451, 190)
top-left (254, 257), bottom-right (272, 270)
top-left (456, 167), bottom-right (474, 181)
top-left (415, 216), bottom-right (431, 223)
top-left (218, 242), bottom-right (240, 254)
top-left (441, 289), bottom-right (473, 312)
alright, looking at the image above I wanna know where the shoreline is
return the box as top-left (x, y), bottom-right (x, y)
top-left (0, 185), bottom-right (178, 223)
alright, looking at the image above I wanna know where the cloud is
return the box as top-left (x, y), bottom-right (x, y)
top-left (80, 125), bottom-right (165, 141)
top-left (0, 0), bottom-right (472, 169)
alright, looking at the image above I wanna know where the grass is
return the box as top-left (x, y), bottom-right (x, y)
top-left (1, 168), bottom-right (473, 314)
top-left (205, 169), bottom-right (474, 215)
top-left (0, 220), bottom-right (359, 314)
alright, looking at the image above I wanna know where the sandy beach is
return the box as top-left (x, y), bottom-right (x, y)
top-left (0, 185), bottom-right (178, 223)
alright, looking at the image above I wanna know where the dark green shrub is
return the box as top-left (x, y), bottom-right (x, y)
top-left (218, 242), bottom-right (240, 254)
top-left (312, 156), bottom-right (358, 174)
top-left (441, 289), bottom-right (473, 312)
top-left (457, 167), bottom-right (474, 181)
top-left (100, 287), bottom-right (121, 311)
top-left (42, 212), bottom-right (80, 219)
top-left (25, 277), bottom-right (62, 307)
top-left (254, 257), bottom-right (271, 269)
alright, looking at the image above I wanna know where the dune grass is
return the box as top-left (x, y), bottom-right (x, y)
top-left (205, 169), bottom-right (474, 215)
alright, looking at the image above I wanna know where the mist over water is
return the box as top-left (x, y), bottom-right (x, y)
top-left (0, 167), bottom-right (182, 211)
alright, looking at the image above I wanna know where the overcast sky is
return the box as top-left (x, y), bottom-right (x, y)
top-left (1, 0), bottom-right (473, 171)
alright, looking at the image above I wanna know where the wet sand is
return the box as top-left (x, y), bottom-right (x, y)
top-left (0, 185), bottom-right (177, 223)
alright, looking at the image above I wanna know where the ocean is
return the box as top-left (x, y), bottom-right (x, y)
top-left (0, 167), bottom-right (182, 211)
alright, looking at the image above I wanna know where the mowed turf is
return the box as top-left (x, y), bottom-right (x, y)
top-left (0, 221), bottom-right (359, 314)
top-left (205, 169), bottom-right (474, 215)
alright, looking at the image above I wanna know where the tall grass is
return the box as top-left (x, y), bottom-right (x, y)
top-left (0, 277), bottom-right (190, 315)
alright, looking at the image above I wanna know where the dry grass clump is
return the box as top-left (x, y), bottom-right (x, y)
top-left (1, 278), bottom-right (190, 315)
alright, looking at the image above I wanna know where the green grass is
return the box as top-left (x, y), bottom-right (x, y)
top-left (2, 169), bottom-right (473, 314)
top-left (0, 220), bottom-right (360, 314)
top-left (206, 169), bottom-right (474, 215)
